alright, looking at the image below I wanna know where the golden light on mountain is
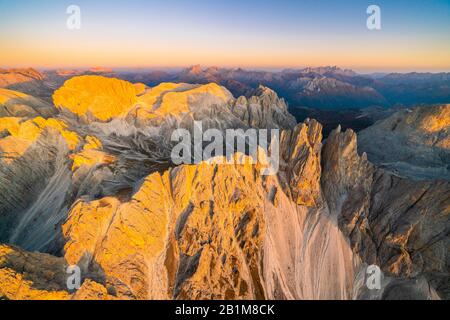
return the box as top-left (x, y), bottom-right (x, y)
top-left (0, 71), bottom-right (448, 301)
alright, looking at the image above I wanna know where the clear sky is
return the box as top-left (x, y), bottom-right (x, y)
top-left (1, 0), bottom-right (449, 72)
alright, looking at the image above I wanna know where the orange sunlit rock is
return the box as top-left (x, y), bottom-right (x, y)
top-left (0, 116), bottom-right (79, 162)
top-left (53, 75), bottom-right (138, 121)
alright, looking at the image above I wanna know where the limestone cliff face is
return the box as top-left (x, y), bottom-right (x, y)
top-left (358, 104), bottom-right (450, 180)
top-left (54, 76), bottom-right (295, 131)
top-left (53, 76), bottom-right (140, 122)
top-left (231, 85), bottom-right (296, 129)
top-left (0, 76), bottom-right (448, 300)
top-left (58, 121), bottom-right (359, 300)
top-left (322, 127), bottom-right (449, 299)
top-left (0, 244), bottom-right (70, 300)
top-left (0, 117), bottom-right (81, 252)
top-left (0, 119), bottom-right (361, 300)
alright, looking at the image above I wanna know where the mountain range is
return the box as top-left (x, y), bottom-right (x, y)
top-left (3, 66), bottom-right (449, 136)
top-left (0, 72), bottom-right (448, 300)
top-left (118, 65), bottom-right (450, 108)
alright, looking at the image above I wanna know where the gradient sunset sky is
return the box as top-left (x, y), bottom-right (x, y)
top-left (1, 0), bottom-right (449, 72)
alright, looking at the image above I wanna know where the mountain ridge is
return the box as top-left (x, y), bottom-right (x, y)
top-left (0, 75), bottom-right (448, 300)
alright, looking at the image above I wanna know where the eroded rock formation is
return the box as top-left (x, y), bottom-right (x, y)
top-left (358, 104), bottom-right (450, 180)
top-left (0, 76), bottom-right (448, 300)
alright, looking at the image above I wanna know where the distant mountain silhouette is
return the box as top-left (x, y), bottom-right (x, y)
top-left (116, 65), bottom-right (450, 109)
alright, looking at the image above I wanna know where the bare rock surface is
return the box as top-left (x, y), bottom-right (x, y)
top-left (0, 68), bottom-right (55, 100)
top-left (0, 76), bottom-right (448, 300)
top-left (358, 105), bottom-right (450, 180)
top-left (0, 88), bottom-right (56, 118)
top-left (322, 126), bottom-right (449, 299)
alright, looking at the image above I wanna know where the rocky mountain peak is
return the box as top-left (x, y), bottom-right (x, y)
top-left (0, 68), bottom-right (44, 81)
top-left (302, 66), bottom-right (357, 77)
top-left (185, 64), bottom-right (203, 75)
top-left (0, 78), bottom-right (448, 300)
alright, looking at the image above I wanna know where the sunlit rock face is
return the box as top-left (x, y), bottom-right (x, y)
top-left (138, 82), bottom-right (233, 116)
top-left (53, 75), bottom-right (296, 130)
top-left (53, 75), bottom-right (139, 122)
top-left (59, 122), bottom-right (361, 300)
top-left (0, 68), bottom-right (45, 87)
top-left (322, 127), bottom-right (449, 299)
top-left (358, 104), bottom-right (450, 180)
top-left (0, 244), bottom-right (70, 300)
top-left (0, 76), bottom-right (448, 300)
top-left (0, 244), bottom-right (115, 300)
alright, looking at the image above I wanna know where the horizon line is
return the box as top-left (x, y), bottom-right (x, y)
top-left (3, 64), bottom-right (450, 75)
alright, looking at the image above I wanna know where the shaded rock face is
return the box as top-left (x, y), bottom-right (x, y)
top-left (0, 76), bottom-right (448, 300)
top-left (53, 75), bottom-right (140, 122)
top-left (322, 127), bottom-right (449, 299)
top-left (0, 117), bottom-right (80, 252)
top-left (0, 88), bottom-right (56, 118)
top-left (297, 76), bottom-right (387, 108)
top-left (358, 104), bottom-right (450, 180)
top-left (0, 68), bottom-right (55, 100)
